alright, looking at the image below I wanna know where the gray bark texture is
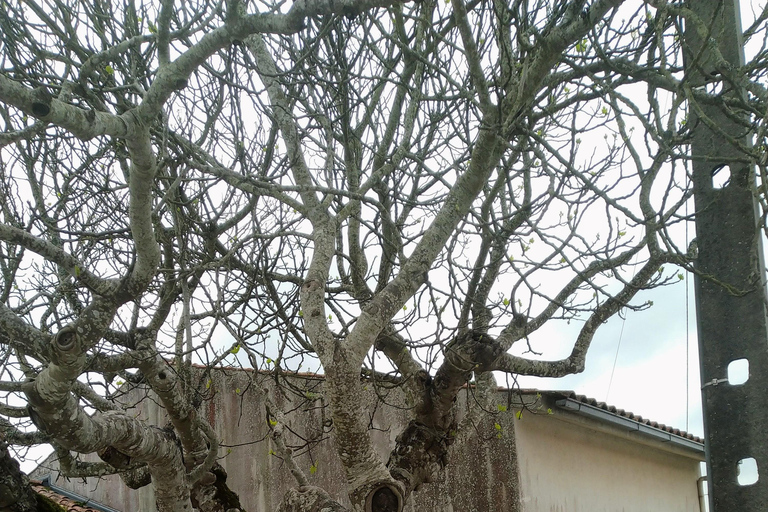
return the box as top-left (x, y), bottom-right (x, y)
top-left (0, 440), bottom-right (39, 512)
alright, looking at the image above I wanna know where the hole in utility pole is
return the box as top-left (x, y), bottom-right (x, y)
top-left (711, 165), bottom-right (730, 189)
top-left (727, 358), bottom-right (749, 385)
top-left (737, 457), bottom-right (759, 486)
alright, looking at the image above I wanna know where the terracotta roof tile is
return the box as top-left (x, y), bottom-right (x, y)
top-left (30, 480), bottom-right (119, 512)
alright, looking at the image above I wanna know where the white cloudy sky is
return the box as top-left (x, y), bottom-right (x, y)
top-left (515, 274), bottom-right (704, 437)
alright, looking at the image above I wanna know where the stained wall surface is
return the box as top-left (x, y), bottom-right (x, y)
top-left (30, 370), bottom-right (701, 512)
top-left (514, 395), bottom-right (703, 512)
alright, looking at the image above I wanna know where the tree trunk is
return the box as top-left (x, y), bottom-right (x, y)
top-left (0, 440), bottom-right (39, 512)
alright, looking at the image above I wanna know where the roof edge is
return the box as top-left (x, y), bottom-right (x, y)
top-left (554, 396), bottom-right (704, 454)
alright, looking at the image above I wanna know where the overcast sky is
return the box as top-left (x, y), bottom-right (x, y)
top-left (515, 273), bottom-right (703, 438)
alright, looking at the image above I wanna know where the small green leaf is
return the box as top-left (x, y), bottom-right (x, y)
top-left (230, 344), bottom-right (240, 354)
top-left (266, 358), bottom-right (273, 364)
top-left (298, 310), bottom-right (304, 317)
top-left (494, 422), bottom-right (502, 430)
top-left (235, 388), bottom-right (241, 394)
top-left (516, 410), bottom-right (524, 420)
top-left (678, 273), bottom-right (684, 280)
top-left (269, 418), bottom-right (277, 426)
top-left (502, 298), bottom-right (509, 306)
top-left (309, 463), bottom-right (318, 475)
top-left (402, 305), bottom-right (407, 311)
top-left (618, 231), bottom-right (626, 237)
top-left (104, 65), bottom-right (114, 75)
top-left (576, 38), bottom-right (587, 53)
top-left (227, 448), bottom-right (232, 454)
top-left (206, 379), bottom-right (211, 389)
top-left (497, 405), bottom-right (507, 412)
top-left (547, 408), bottom-right (554, 415)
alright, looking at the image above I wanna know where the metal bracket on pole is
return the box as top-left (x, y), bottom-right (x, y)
top-left (700, 378), bottom-right (729, 389)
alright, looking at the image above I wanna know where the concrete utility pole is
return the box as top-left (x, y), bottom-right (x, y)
top-left (685, 0), bottom-right (768, 509)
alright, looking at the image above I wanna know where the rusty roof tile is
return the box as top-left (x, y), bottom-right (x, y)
top-left (30, 480), bottom-right (119, 512)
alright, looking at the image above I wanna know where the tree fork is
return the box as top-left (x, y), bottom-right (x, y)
top-left (685, 0), bottom-right (768, 508)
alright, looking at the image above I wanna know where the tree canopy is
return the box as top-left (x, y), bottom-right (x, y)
top-left (1, 0), bottom-right (767, 511)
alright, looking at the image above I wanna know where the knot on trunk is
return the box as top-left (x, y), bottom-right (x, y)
top-left (49, 324), bottom-right (86, 368)
top-left (121, 466), bottom-right (152, 489)
top-left (387, 420), bottom-right (453, 495)
top-left (365, 484), bottom-right (402, 512)
top-left (98, 445), bottom-right (132, 469)
top-left (445, 329), bottom-right (503, 373)
top-left (31, 86), bottom-right (53, 117)
top-left (191, 464), bottom-right (245, 512)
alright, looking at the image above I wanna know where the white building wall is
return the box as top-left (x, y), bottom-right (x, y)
top-left (515, 407), bottom-right (702, 512)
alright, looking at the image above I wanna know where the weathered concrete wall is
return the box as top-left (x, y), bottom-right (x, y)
top-left (30, 369), bottom-right (702, 512)
top-left (31, 369), bottom-right (522, 511)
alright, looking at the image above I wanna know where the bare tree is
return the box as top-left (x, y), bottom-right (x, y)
top-left (0, 0), bottom-right (766, 511)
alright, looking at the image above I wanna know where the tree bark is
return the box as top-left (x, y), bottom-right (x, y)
top-left (0, 440), bottom-right (38, 512)
top-left (277, 486), bottom-right (350, 512)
